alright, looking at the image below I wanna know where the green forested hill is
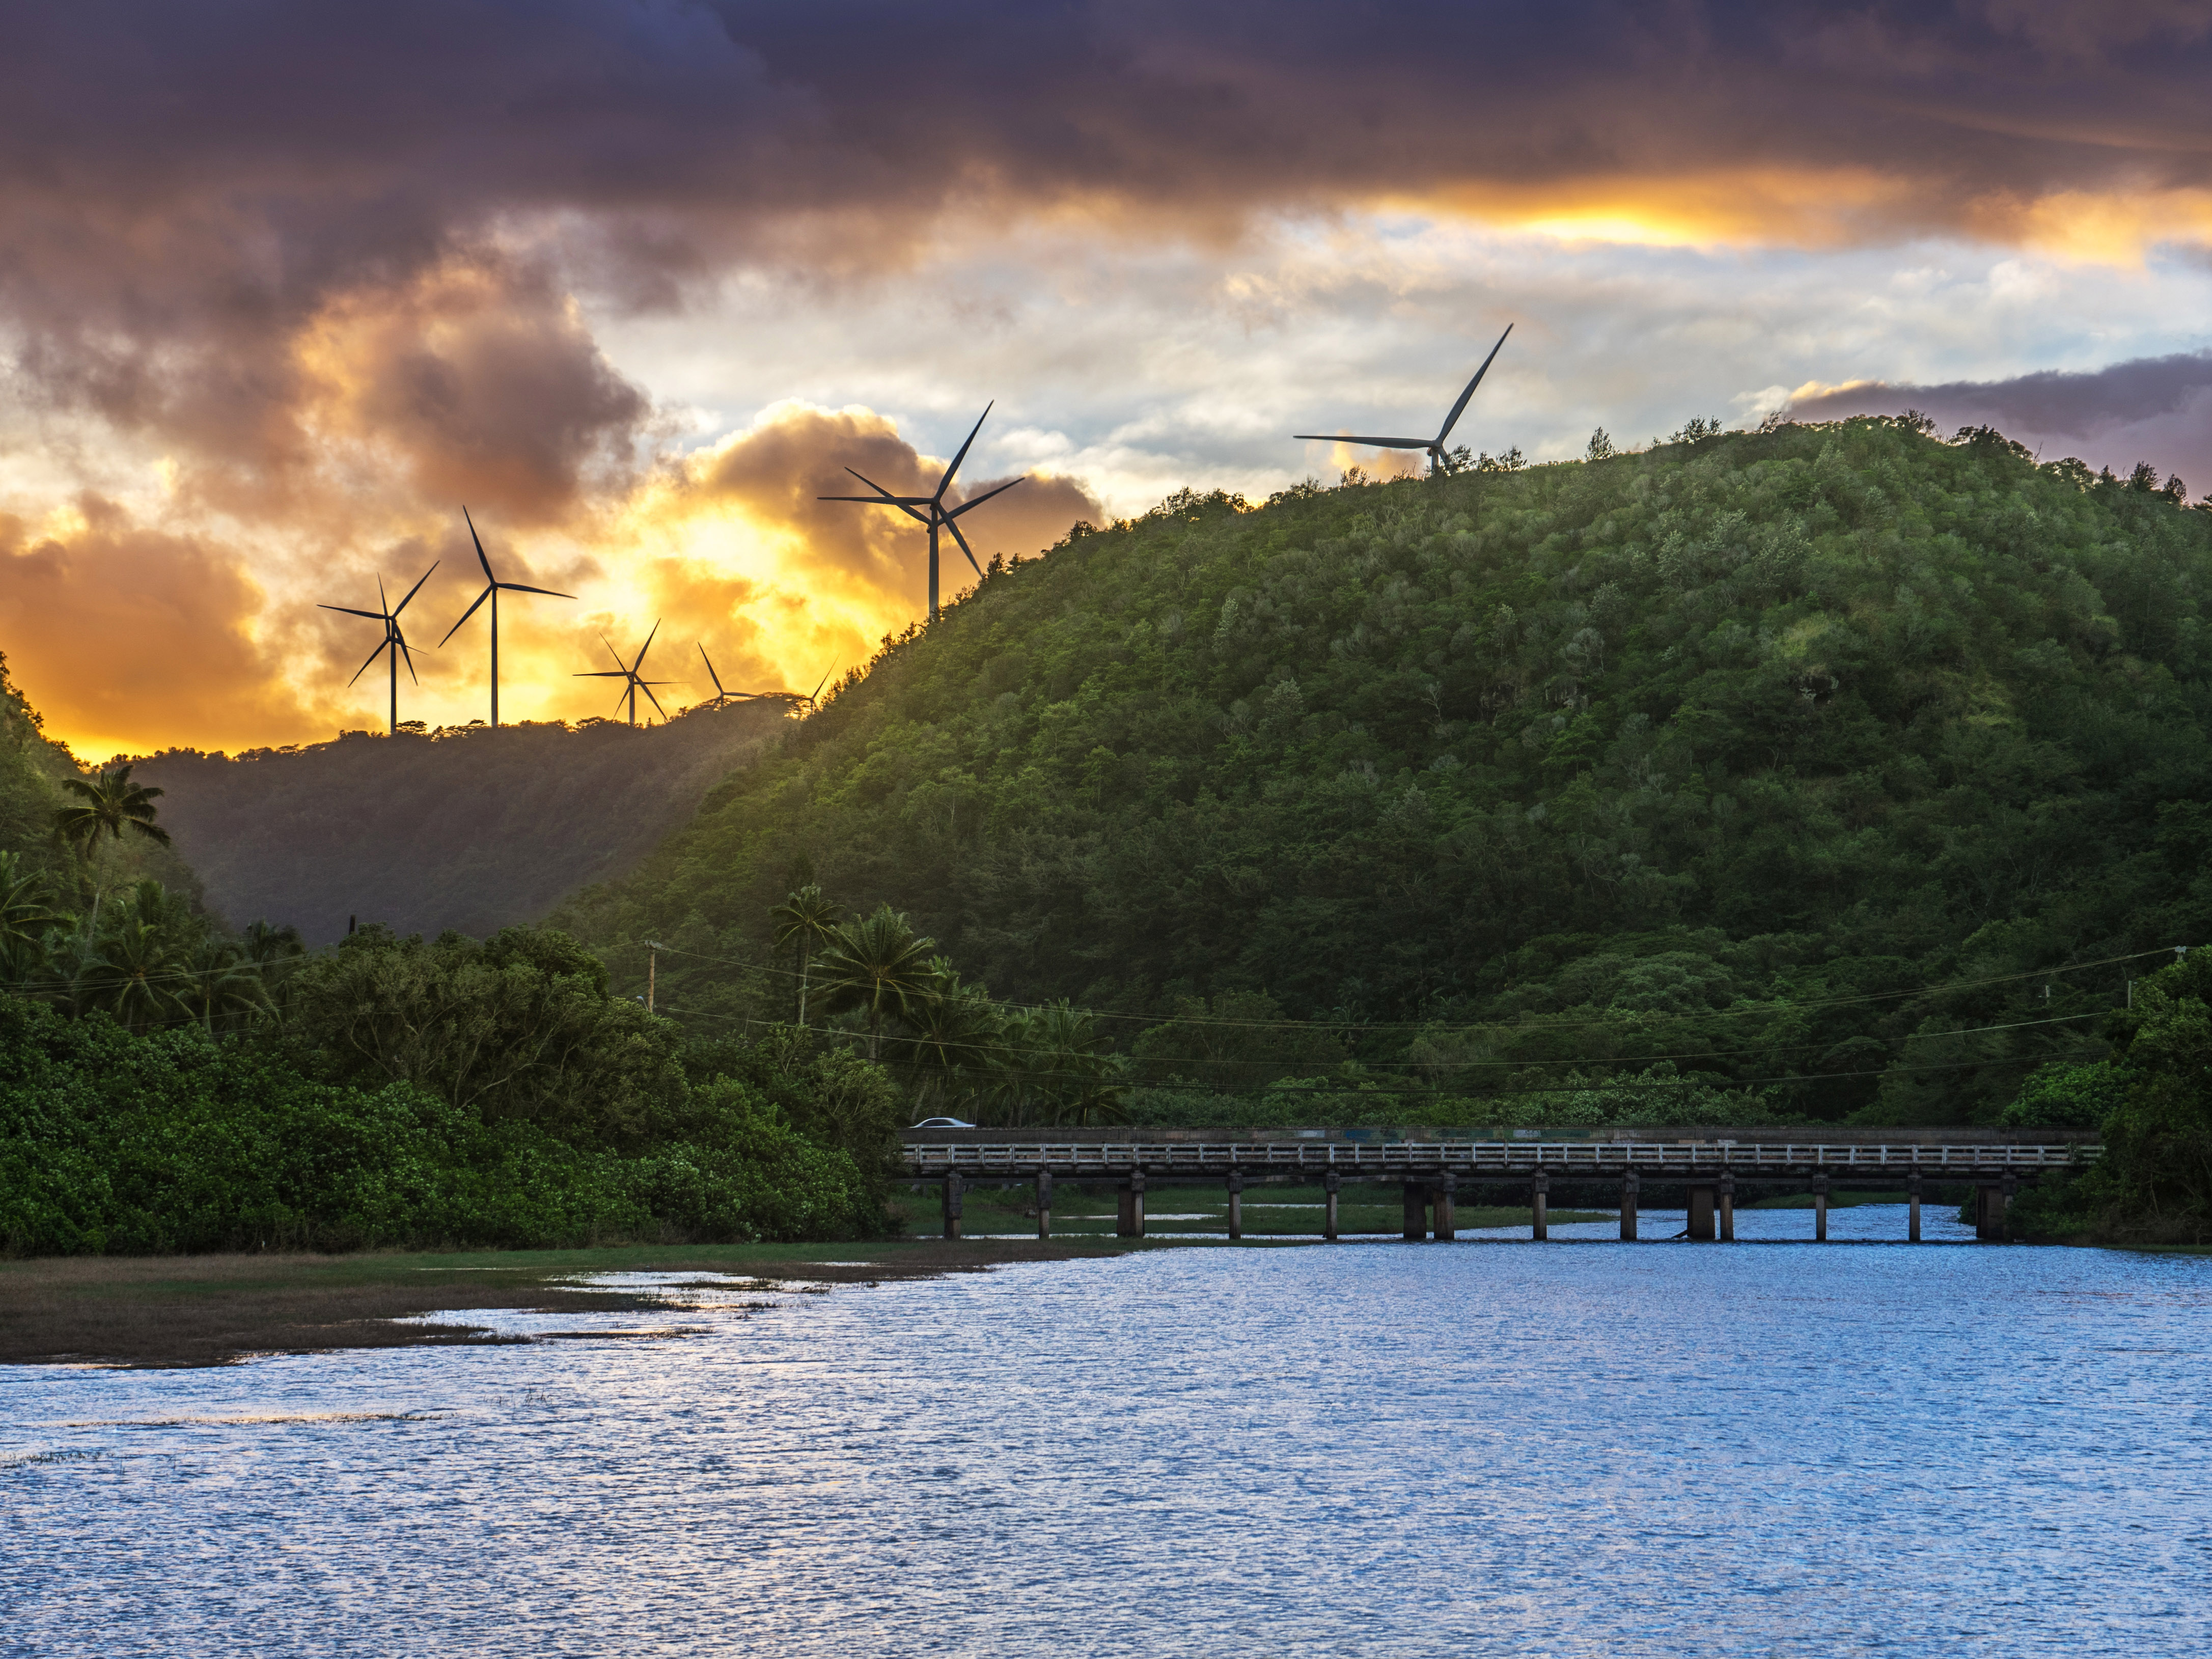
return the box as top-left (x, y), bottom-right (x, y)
top-left (557, 418), bottom-right (2212, 1125)
top-left (135, 704), bottom-right (793, 944)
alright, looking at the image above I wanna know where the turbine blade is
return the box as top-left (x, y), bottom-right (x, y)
top-left (632, 619), bottom-right (659, 674)
top-left (936, 402), bottom-right (992, 502)
top-left (945, 515), bottom-right (984, 579)
top-left (946, 475), bottom-right (1025, 518)
top-left (810, 664), bottom-right (835, 702)
top-left (376, 573), bottom-right (389, 615)
top-left (572, 670), bottom-right (628, 678)
top-left (494, 582), bottom-right (574, 599)
top-left (699, 643), bottom-right (726, 696)
top-left (320, 604), bottom-right (386, 620)
top-left (602, 634), bottom-right (626, 671)
top-left (642, 681), bottom-right (668, 720)
top-left (346, 640), bottom-right (388, 687)
top-left (394, 559), bottom-right (439, 616)
top-left (437, 584), bottom-right (494, 646)
top-left (1293, 434), bottom-right (1433, 448)
top-left (1434, 323), bottom-right (1513, 446)
top-left (396, 630), bottom-right (419, 684)
top-left (463, 505), bottom-right (495, 583)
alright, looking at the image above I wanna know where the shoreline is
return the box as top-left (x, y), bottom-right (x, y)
top-left (0, 1239), bottom-right (1151, 1370)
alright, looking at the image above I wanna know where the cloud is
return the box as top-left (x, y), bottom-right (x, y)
top-left (0, 499), bottom-right (330, 760)
top-left (1786, 349), bottom-right (2212, 486)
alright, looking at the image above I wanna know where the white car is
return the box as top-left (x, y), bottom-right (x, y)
top-left (909, 1117), bottom-right (976, 1130)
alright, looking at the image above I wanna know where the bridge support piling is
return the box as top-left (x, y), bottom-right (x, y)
top-left (1976, 1178), bottom-right (2015, 1242)
top-left (1908, 1173), bottom-right (1923, 1243)
top-left (1226, 1169), bottom-right (1245, 1241)
top-left (1323, 1172), bottom-right (1341, 1241)
top-left (1688, 1185), bottom-right (1716, 1241)
top-left (1620, 1172), bottom-right (1639, 1242)
top-left (942, 1172), bottom-right (963, 1241)
top-left (1117, 1171), bottom-right (1146, 1239)
top-left (1812, 1174), bottom-right (1830, 1243)
top-left (1531, 1172), bottom-right (1550, 1241)
top-left (1718, 1173), bottom-right (1736, 1242)
top-left (1403, 1181), bottom-right (1428, 1241)
top-left (1035, 1170), bottom-right (1052, 1241)
top-left (1432, 1172), bottom-right (1457, 1241)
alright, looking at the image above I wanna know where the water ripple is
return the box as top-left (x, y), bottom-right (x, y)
top-left (5, 1214), bottom-right (2208, 1657)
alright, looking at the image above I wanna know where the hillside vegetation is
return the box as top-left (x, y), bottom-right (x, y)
top-left (559, 417), bottom-right (2212, 1128)
top-left (136, 704), bottom-right (791, 944)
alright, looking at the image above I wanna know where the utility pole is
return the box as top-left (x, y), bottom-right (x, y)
top-left (646, 940), bottom-right (661, 1013)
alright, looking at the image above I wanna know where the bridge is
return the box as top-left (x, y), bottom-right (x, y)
top-left (898, 1128), bottom-right (2100, 1244)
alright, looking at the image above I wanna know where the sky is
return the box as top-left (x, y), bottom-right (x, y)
top-left (3, 1), bottom-right (2210, 760)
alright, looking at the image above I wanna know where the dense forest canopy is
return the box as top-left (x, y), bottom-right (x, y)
top-left (134, 703), bottom-right (791, 944)
top-left (558, 417), bottom-right (2212, 1128)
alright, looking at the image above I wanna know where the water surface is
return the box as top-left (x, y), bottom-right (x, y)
top-left (7, 1214), bottom-right (2208, 1656)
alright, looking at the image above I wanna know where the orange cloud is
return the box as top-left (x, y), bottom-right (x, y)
top-left (0, 499), bottom-right (330, 761)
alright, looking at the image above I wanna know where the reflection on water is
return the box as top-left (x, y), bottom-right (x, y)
top-left (7, 1211), bottom-right (2210, 1657)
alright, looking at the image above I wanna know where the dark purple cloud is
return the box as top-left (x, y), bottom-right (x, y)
top-left (0, 1), bottom-right (2202, 509)
top-left (1788, 350), bottom-right (2212, 490)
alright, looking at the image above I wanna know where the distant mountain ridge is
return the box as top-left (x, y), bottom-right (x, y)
top-left (136, 708), bottom-right (789, 944)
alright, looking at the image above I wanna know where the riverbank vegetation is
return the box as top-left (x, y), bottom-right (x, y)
top-left (2000, 951), bottom-right (2212, 1246)
top-left (0, 904), bottom-right (908, 1255)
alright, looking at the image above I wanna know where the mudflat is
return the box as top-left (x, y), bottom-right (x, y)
top-left (0, 1239), bottom-right (1145, 1369)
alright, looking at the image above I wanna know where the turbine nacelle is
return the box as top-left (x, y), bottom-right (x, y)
top-left (320, 562), bottom-right (437, 733)
top-left (1295, 324), bottom-right (1514, 476)
top-left (818, 403), bottom-right (1029, 620)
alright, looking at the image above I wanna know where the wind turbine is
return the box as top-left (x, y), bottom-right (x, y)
top-left (1296, 324), bottom-right (1514, 477)
top-left (819, 404), bottom-right (1027, 621)
top-left (697, 646), bottom-right (837, 712)
top-left (321, 563), bottom-right (437, 735)
top-left (574, 622), bottom-right (676, 727)
top-left (437, 507), bottom-right (574, 727)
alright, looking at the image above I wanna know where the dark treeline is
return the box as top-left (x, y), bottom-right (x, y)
top-left (133, 701), bottom-right (791, 946)
top-left (558, 418), bottom-right (2212, 1173)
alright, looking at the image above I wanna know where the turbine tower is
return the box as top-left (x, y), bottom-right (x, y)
top-left (574, 622), bottom-right (676, 727)
top-left (321, 563), bottom-right (437, 735)
top-left (697, 646), bottom-right (836, 713)
top-left (819, 404), bottom-right (1027, 622)
top-left (1296, 324), bottom-right (1514, 477)
top-left (438, 507), bottom-right (574, 727)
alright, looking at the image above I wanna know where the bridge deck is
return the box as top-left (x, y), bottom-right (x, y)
top-left (901, 1140), bottom-right (2094, 1181)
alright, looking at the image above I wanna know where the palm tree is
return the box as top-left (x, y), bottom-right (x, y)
top-left (178, 936), bottom-right (274, 1035)
top-left (74, 918), bottom-right (187, 1033)
top-left (897, 958), bottom-right (1005, 1116)
top-left (0, 851), bottom-right (65, 990)
top-left (989, 1000), bottom-right (1128, 1126)
top-left (769, 883), bottom-right (844, 1028)
top-left (814, 902), bottom-right (937, 1060)
top-left (54, 764), bottom-right (172, 864)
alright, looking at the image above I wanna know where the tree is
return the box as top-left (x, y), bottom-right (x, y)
top-left (0, 850), bottom-right (64, 989)
top-left (895, 958), bottom-right (1005, 1116)
top-left (73, 917), bottom-right (187, 1033)
top-left (285, 924), bottom-right (688, 1151)
top-left (769, 883), bottom-right (843, 1027)
top-left (69, 879), bottom-right (207, 1033)
top-left (53, 764), bottom-right (171, 863)
top-left (989, 1001), bottom-right (1127, 1126)
top-left (177, 936), bottom-right (274, 1035)
top-left (814, 903), bottom-right (937, 1061)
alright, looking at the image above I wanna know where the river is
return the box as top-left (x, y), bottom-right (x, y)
top-left (7, 1210), bottom-right (2209, 1656)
